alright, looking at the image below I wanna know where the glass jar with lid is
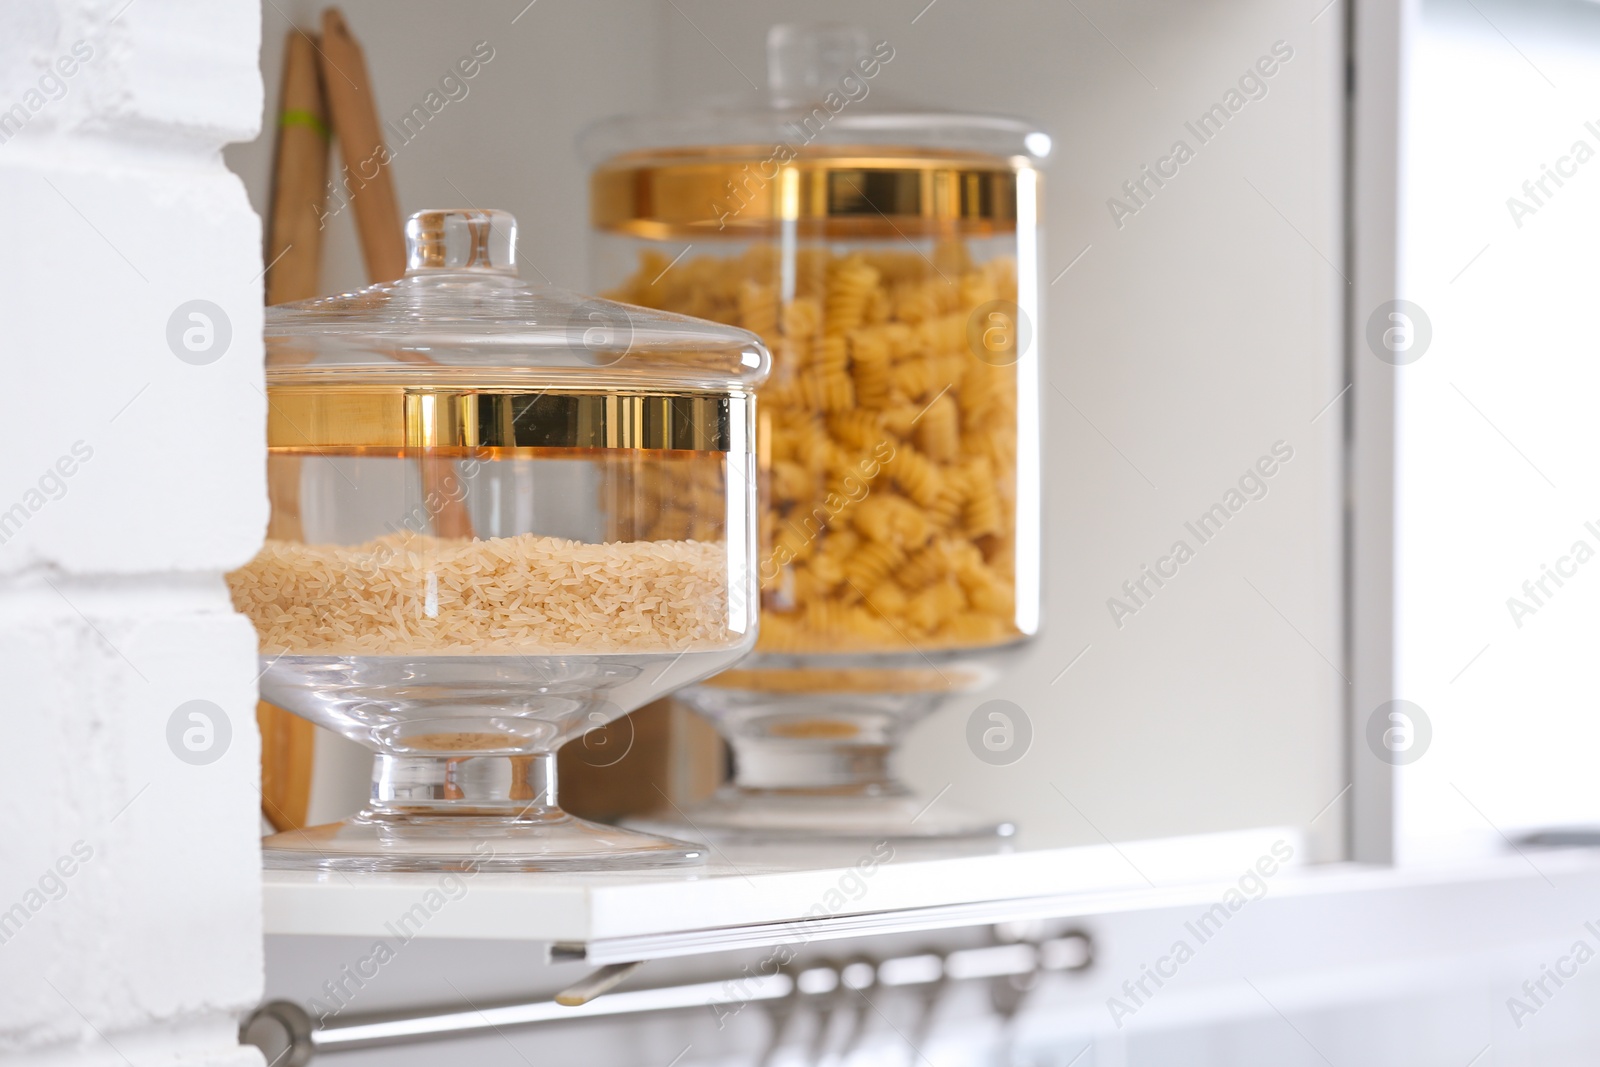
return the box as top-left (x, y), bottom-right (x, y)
top-left (582, 25), bottom-right (1046, 841)
top-left (228, 208), bottom-right (768, 871)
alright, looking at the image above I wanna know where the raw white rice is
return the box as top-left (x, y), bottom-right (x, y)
top-left (226, 532), bottom-right (733, 655)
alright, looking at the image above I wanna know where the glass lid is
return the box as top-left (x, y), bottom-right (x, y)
top-left (266, 208), bottom-right (770, 392)
top-left (581, 25), bottom-right (1049, 239)
top-left (578, 23), bottom-right (1053, 164)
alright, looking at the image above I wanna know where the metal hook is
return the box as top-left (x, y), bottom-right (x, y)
top-left (756, 964), bottom-right (801, 1067)
top-left (554, 961), bottom-right (643, 1007)
top-left (833, 957), bottom-right (880, 1063)
top-left (797, 959), bottom-right (846, 1067)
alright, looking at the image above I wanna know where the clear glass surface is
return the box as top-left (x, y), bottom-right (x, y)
top-left (233, 209), bottom-right (767, 871)
top-left (585, 26), bottom-right (1045, 842)
top-left (578, 25), bottom-right (1050, 164)
top-left (268, 209), bottom-right (769, 393)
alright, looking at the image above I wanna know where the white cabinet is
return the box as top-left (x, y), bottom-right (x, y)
top-left (219, 0), bottom-right (1600, 1063)
top-left (228, 0), bottom-right (1350, 865)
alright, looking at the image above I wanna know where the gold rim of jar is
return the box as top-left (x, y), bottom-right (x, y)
top-left (591, 146), bottom-right (1031, 239)
top-left (265, 388), bottom-right (748, 453)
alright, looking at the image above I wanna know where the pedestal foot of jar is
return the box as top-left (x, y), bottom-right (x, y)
top-left (261, 809), bottom-right (706, 872)
top-left (630, 785), bottom-right (1015, 846)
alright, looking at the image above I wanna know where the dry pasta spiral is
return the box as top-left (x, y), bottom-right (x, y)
top-left (606, 241), bottom-right (1021, 653)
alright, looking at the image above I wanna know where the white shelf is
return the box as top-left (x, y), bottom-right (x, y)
top-left (264, 828), bottom-right (1600, 965)
top-left (263, 827), bottom-right (1307, 962)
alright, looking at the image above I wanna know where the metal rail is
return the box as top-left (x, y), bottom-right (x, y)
top-left (242, 930), bottom-right (1093, 1061)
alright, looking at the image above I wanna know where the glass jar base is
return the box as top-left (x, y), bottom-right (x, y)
top-left (635, 787), bottom-right (1016, 845)
top-left (262, 809), bottom-right (706, 872)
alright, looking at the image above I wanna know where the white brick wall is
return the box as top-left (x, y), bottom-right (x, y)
top-left (0, 2), bottom-right (266, 1064)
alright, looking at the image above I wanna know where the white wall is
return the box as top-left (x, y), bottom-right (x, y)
top-left (226, 0), bottom-right (1349, 858)
top-left (656, 0), bottom-right (1349, 858)
top-left (1392, 0), bottom-right (1600, 862)
top-left (0, 1), bottom-right (266, 1064)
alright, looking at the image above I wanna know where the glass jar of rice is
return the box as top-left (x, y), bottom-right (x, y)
top-left (230, 208), bottom-right (768, 872)
top-left (582, 24), bottom-right (1046, 842)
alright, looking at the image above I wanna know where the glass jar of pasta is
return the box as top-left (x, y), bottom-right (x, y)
top-left (582, 25), bottom-right (1046, 841)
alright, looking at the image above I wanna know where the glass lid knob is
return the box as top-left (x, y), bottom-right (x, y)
top-left (404, 208), bottom-right (517, 273)
top-left (766, 23), bottom-right (870, 106)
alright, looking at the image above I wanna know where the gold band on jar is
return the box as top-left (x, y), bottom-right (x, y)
top-left (265, 388), bottom-right (747, 453)
top-left (591, 147), bottom-right (1029, 239)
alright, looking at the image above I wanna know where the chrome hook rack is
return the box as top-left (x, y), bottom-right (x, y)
top-left (242, 929), bottom-right (1093, 1062)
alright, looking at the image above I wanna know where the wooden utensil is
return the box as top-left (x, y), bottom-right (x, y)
top-left (559, 700), bottom-right (726, 822)
top-left (318, 7), bottom-right (405, 283)
top-left (266, 28), bottom-right (332, 305)
top-left (258, 26), bottom-right (332, 833)
top-left (320, 7), bottom-right (474, 539)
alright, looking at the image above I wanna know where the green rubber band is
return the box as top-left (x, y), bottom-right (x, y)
top-left (280, 108), bottom-right (330, 140)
